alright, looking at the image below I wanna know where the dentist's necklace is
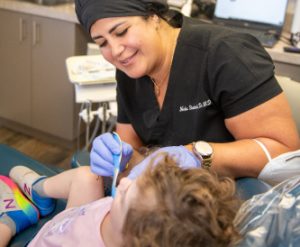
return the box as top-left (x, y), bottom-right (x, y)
top-left (151, 78), bottom-right (160, 97)
top-left (151, 40), bottom-right (176, 97)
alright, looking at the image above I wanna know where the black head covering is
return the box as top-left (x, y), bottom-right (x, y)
top-left (75, 0), bottom-right (169, 33)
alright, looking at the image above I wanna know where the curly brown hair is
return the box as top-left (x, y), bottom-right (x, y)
top-left (122, 154), bottom-right (241, 247)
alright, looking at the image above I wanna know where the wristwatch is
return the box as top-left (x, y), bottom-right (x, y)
top-left (192, 141), bottom-right (213, 169)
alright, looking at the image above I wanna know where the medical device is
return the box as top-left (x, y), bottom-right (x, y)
top-left (291, 0), bottom-right (300, 47)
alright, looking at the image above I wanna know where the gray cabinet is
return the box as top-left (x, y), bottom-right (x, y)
top-left (0, 9), bottom-right (89, 143)
top-left (0, 10), bottom-right (31, 125)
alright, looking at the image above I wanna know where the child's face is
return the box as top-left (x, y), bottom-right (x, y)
top-left (110, 177), bottom-right (139, 233)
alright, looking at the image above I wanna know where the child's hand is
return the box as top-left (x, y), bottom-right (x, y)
top-left (90, 133), bottom-right (133, 177)
top-left (127, 146), bottom-right (201, 180)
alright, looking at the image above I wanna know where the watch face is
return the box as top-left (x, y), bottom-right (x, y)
top-left (195, 141), bottom-right (213, 156)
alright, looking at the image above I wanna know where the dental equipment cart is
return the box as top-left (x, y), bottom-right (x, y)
top-left (65, 55), bottom-right (117, 166)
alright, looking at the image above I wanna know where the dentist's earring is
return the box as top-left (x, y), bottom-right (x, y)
top-left (153, 14), bottom-right (160, 23)
top-left (152, 15), bottom-right (160, 30)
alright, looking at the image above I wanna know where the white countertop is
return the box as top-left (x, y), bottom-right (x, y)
top-left (266, 38), bottom-right (300, 66)
top-left (0, 0), bottom-right (78, 23)
top-left (1, 0), bottom-right (299, 66)
top-left (259, 13), bottom-right (300, 66)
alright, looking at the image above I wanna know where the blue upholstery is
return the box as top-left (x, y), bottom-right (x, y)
top-left (71, 150), bottom-right (90, 168)
top-left (235, 177), bottom-right (272, 200)
top-left (0, 144), bottom-right (66, 247)
top-left (1, 145), bottom-right (271, 246)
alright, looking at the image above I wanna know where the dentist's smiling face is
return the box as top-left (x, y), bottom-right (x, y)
top-left (90, 16), bottom-right (163, 79)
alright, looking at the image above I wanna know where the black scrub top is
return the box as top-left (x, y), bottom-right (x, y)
top-left (116, 16), bottom-right (282, 147)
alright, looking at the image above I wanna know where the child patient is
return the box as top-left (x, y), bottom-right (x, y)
top-left (0, 154), bottom-right (240, 247)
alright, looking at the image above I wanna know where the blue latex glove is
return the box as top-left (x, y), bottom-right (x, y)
top-left (90, 132), bottom-right (133, 177)
top-left (127, 146), bottom-right (201, 180)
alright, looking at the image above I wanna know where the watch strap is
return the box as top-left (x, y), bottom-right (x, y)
top-left (192, 142), bottom-right (213, 169)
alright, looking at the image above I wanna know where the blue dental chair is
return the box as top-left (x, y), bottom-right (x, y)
top-left (71, 150), bottom-right (272, 201)
top-left (0, 144), bottom-right (67, 247)
top-left (0, 145), bottom-right (271, 246)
